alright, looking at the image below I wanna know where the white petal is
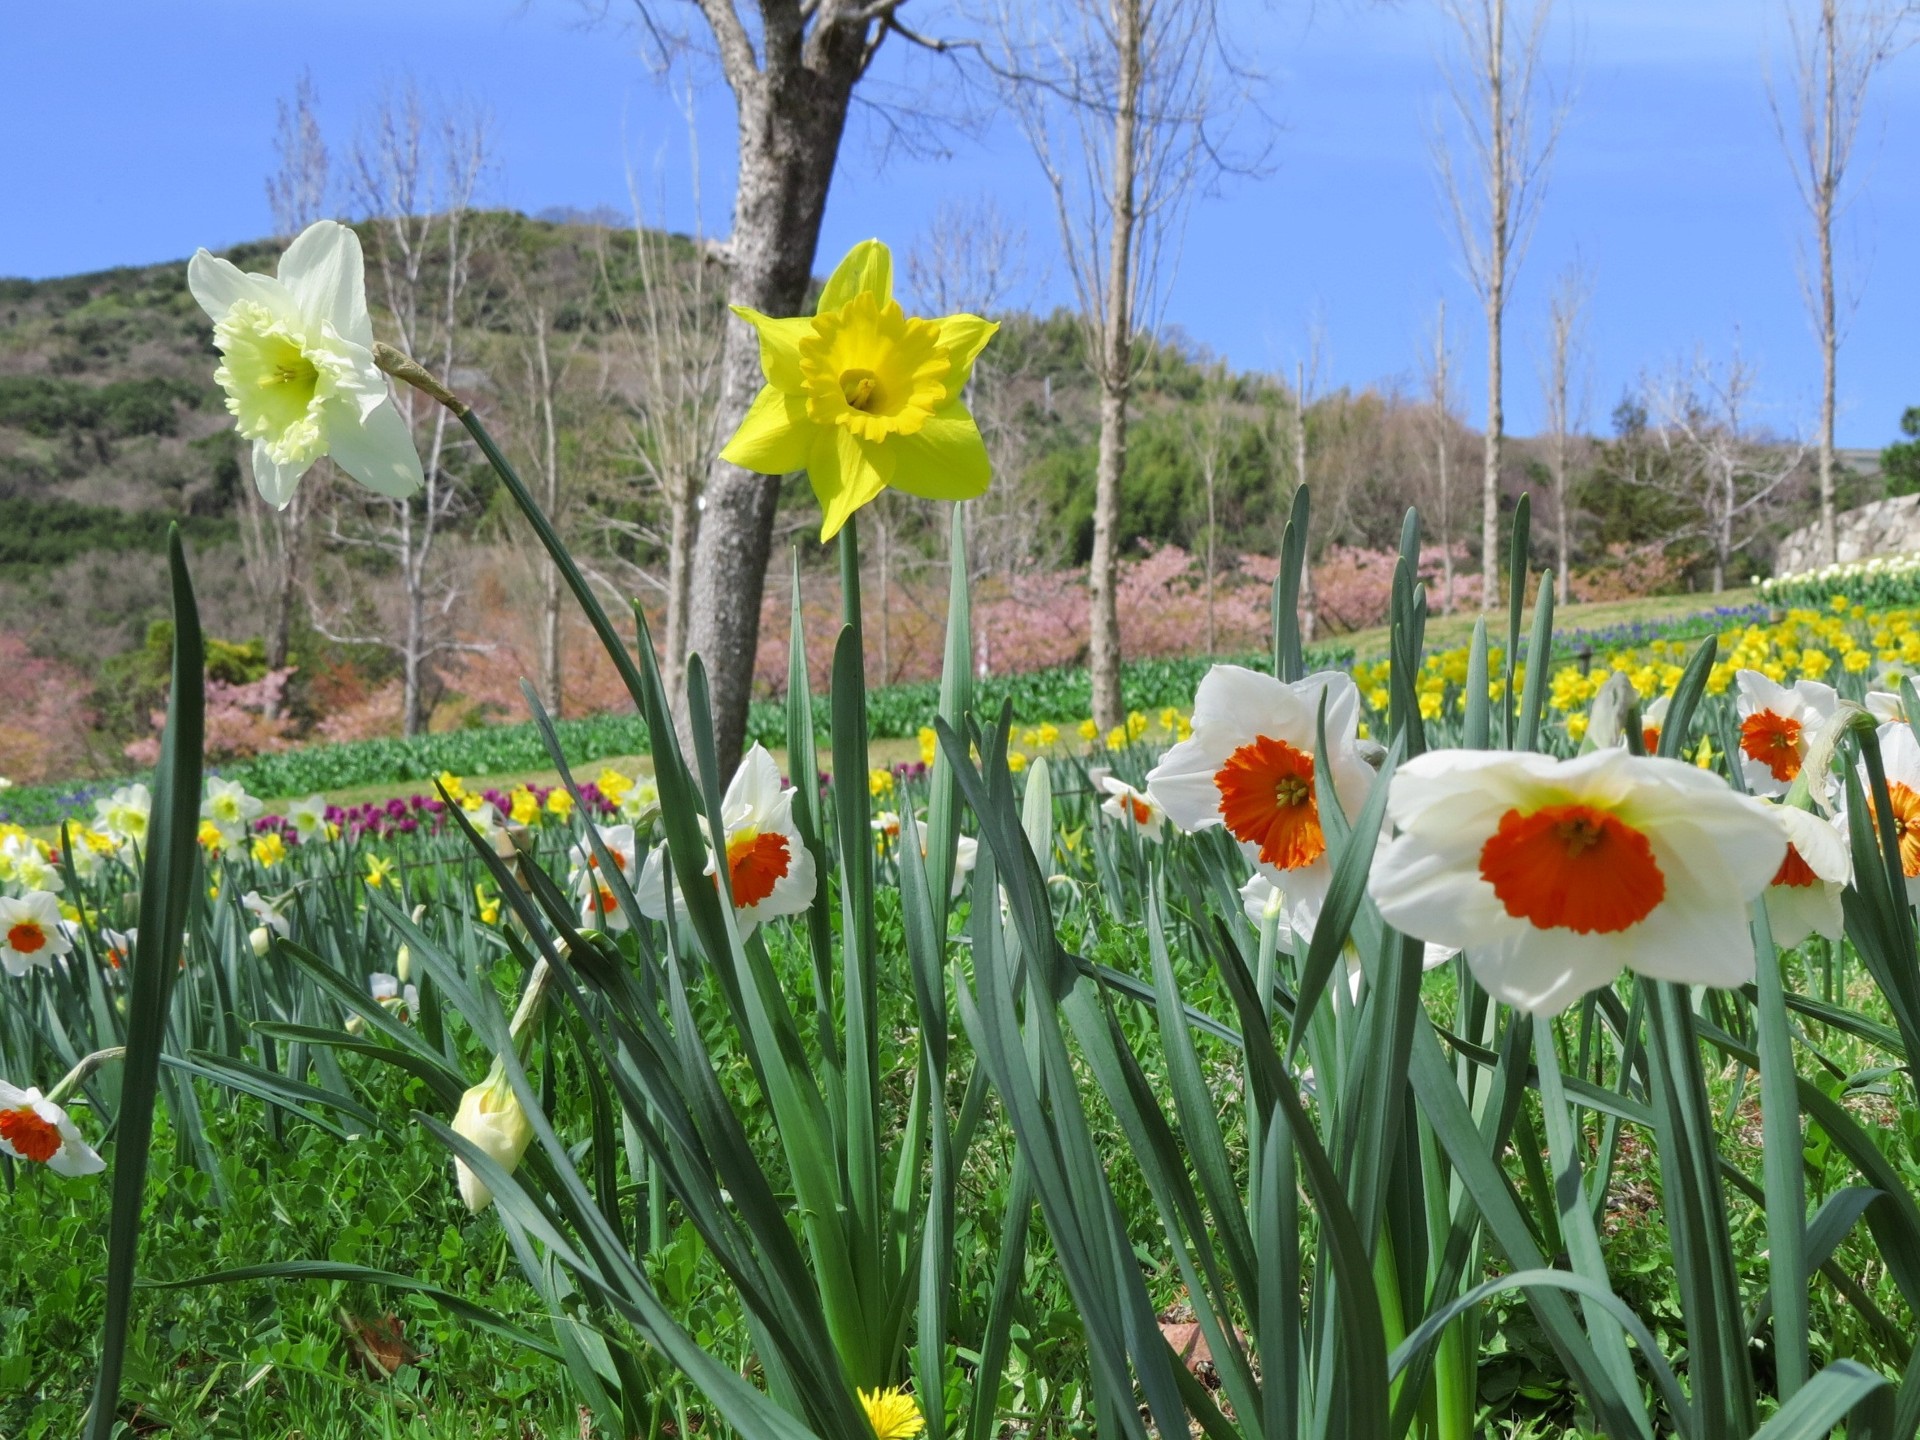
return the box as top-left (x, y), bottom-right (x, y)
top-left (187, 249), bottom-right (289, 323)
top-left (634, 848), bottom-right (672, 920)
top-left (278, 221), bottom-right (376, 350)
top-left (1464, 928), bottom-right (1631, 1017)
top-left (725, 745), bottom-right (786, 829)
top-left (1765, 881), bottom-right (1844, 949)
top-left (250, 440), bottom-right (311, 509)
top-left (327, 397), bottom-right (424, 499)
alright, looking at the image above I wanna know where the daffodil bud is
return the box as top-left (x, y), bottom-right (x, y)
top-left (451, 1057), bottom-right (533, 1213)
top-left (249, 926), bottom-right (271, 957)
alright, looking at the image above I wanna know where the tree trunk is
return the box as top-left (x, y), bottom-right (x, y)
top-left (686, 43), bottom-right (865, 773)
top-left (1481, 0), bottom-right (1509, 607)
top-left (264, 486), bottom-right (304, 716)
top-left (402, 503), bottom-right (424, 737)
top-left (535, 312), bottom-right (564, 719)
top-left (1204, 467), bottom-right (1217, 657)
top-left (1817, 0), bottom-right (1839, 566)
top-left (1552, 428), bottom-right (1570, 604)
top-left (664, 484), bottom-right (696, 704)
top-left (1088, 0), bottom-right (1142, 733)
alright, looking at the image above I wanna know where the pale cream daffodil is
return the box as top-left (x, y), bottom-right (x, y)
top-left (189, 220), bottom-right (424, 508)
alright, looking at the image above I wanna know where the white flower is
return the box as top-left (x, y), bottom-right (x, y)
top-left (1098, 776), bottom-right (1167, 841)
top-left (189, 221), bottom-right (424, 508)
top-left (1867, 690), bottom-right (1907, 726)
top-left (871, 810), bottom-right (903, 850)
top-left (1638, 693), bottom-right (1671, 752)
top-left (1865, 722), bottom-right (1920, 905)
top-left (0, 1080), bottom-right (105, 1177)
top-left (1369, 748), bottom-right (1785, 1017)
top-left (1734, 670), bottom-right (1837, 798)
top-left (0, 891), bottom-right (70, 977)
top-left (202, 778), bottom-right (264, 844)
top-left (286, 794), bottom-right (330, 842)
top-left (1762, 801), bottom-right (1849, 949)
top-left (451, 1057), bottom-right (534, 1213)
top-left (1, 833), bottom-right (62, 895)
top-left (1242, 870), bottom-right (1454, 998)
top-left (635, 744), bottom-right (816, 938)
top-left (1147, 665), bottom-right (1374, 941)
top-left (951, 834), bottom-right (980, 898)
top-left (369, 971), bottom-right (421, 1023)
top-left (241, 890), bottom-right (293, 939)
top-left (463, 801), bottom-right (506, 847)
top-left (569, 823), bottom-right (640, 932)
top-left (95, 783), bottom-right (152, 851)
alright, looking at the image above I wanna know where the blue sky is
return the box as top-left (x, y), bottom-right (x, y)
top-left (5, 0), bottom-right (1915, 446)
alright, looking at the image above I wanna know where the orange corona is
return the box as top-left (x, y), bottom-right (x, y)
top-left (1214, 735), bottom-right (1325, 870)
top-left (0, 1105), bottom-right (61, 1165)
top-left (1740, 711), bottom-right (1804, 782)
top-left (6, 923), bottom-right (44, 955)
top-left (727, 831), bottom-right (792, 908)
top-left (1478, 803), bottom-right (1666, 934)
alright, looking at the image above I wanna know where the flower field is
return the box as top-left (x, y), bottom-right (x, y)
top-left (15, 224), bottom-right (1920, 1440)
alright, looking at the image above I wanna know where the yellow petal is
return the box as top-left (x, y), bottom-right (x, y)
top-left (935, 314), bottom-right (999, 393)
top-left (885, 401), bottom-right (991, 502)
top-left (721, 385), bottom-right (813, 474)
top-left (811, 424), bottom-right (892, 540)
top-left (730, 305), bottom-right (813, 390)
top-left (816, 239), bottom-right (892, 316)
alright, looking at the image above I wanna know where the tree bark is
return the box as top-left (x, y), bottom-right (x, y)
top-left (685, 18), bottom-right (868, 772)
top-left (1481, 0), bottom-right (1509, 606)
top-left (1817, 0), bottom-right (1839, 566)
top-left (1088, 0), bottom-right (1143, 732)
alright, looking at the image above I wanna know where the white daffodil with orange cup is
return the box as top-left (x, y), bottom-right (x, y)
top-left (1865, 721), bottom-right (1920, 905)
top-left (636, 745), bottom-right (816, 938)
top-left (1761, 799), bottom-right (1850, 949)
top-left (0, 891), bottom-right (70, 977)
top-left (1146, 665), bottom-right (1374, 943)
top-left (1369, 747), bottom-right (1786, 1017)
top-left (1098, 776), bottom-right (1168, 841)
top-left (569, 823), bottom-right (641, 932)
top-left (1735, 669), bottom-right (1838, 798)
top-left (0, 1079), bottom-right (105, 1177)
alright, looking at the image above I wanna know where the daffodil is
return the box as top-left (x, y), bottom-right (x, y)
top-left (450, 1057), bottom-right (535, 1214)
top-left (0, 891), bottom-right (69, 977)
top-left (569, 824), bottom-right (641, 932)
top-left (202, 778), bottom-right (264, 847)
top-left (0, 1080), bottom-right (104, 1177)
top-left (635, 744), bottom-right (815, 938)
top-left (285, 794), bottom-right (330, 842)
top-left (720, 240), bottom-right (998, 540)
top-left (1762, 801), bottom-right (1849, 948)
top-left (1734, 670), bottom-right (1836, 798)
top-left (1369, 748), bottom-right (1784, 1016)
top-left (96, 780), bottom-right (156, 848)
top-left (1098, 776), bottom-right (1166, 841)
top-left (1147, 666), bottom-right (1374, 943)
top-left (189, 220), bottom-right (423, 507)
top-left (364, 854), bottom-right (396, 889)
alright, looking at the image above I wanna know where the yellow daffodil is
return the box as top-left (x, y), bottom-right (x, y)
top-left (251, 832), bottom-right (287, 868)
top-left (509, 787), bottom-right (541, 826)
top-left (475, 883), bottom-right (502, 926)
top-left (869, 767), bottom-right (895, 798)
top-left (189, 220), bottom-right (423, 507)
top-left (720, 240), bottom-right (999, 540)
top-left (546, 789), bottom-right (575, 819)
top-left (364, 854), bottom-right (396, 889)
top-left (1008, 750), bottom-right (1028, 772)
top-left (1078, 718), bottom-right (1099, 742)
top-left (918, 727), bottom-right (939, 767)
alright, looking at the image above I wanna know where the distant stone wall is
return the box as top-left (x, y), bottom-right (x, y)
top-left (1775, 494), bottom-right (1920, 575)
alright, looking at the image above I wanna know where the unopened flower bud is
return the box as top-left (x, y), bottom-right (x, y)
top-left (450, 1057), bottom-right (533, 1213)
top-left (249, 926), bottom-right (271, 957)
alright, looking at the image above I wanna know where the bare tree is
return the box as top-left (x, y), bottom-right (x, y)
top-left (1433, 0), bottom-right (1570, 604)
top-left (251, 72), bottom-right (332, 710)
top-left (1640, 347), bottom-right (1806, 592)
top-left (600, 152), bottom-right (728, 703)
top-left (317, 87), bottom-right (491, 736)
top-left (1185, 361), bottom-right (1233, 655)
top-left (1771, 0), bottom-right (1914, 566)
top-left (1420, 299), bottom-right (1464, 614)
top-left (633, 0), bottom-right (961, 769)
top-left (983, 0), bottom-right (1258, 728)
top-left (1538, 260), bottom-right (1591, 604)
top-left (508, 298), bottom-right (581, 718)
